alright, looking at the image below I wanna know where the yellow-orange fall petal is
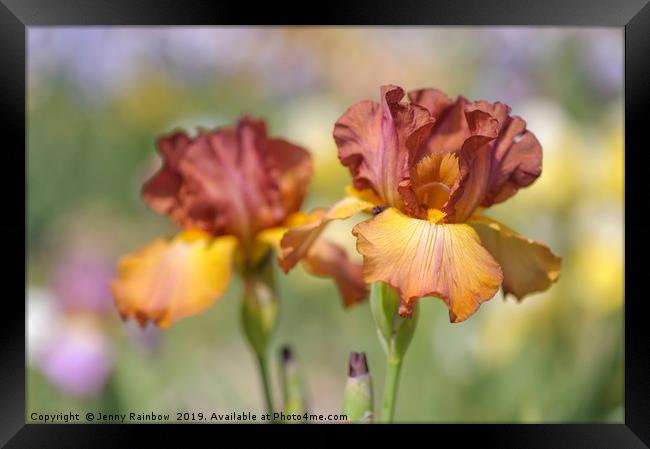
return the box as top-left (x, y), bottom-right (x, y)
top-left (279, 196), bottom-right (375, 272)
top-left (111, 230), bottom-right (237, 328)
top-left (258, 218), bottom-right (368, 307)
top-left (469, 216), bottom-right (561, 300)
top-left (300, 239), bottom-right (368, 307)
top-left (352, 208), bottom-right (503, 323)
top-left (344, 185), bottom-right (385, 206)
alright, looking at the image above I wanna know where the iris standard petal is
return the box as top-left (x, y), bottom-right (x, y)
top-left (405, 92), bottom-right (543, 222)
top-left (352, 208), bottom-right (503, 323)
top-left (408, 89), bottom-right (470, 161)
top-left (177, 118), bottom-right (285, 239)
top-left (266, 137), bottom-right (314, 215)
top-left (334, 85), bottom-right (434, 208)
top-left (141, 117), bottom-right (311, 243)
top-left (142, 131), bottom-right (192, 213)
top-left (469, 216), bottom-right (561, 300)
top-left (111, 230), bottom-right (237, 328)
top-left (481, 116), bottom-right (542, 207)
top-left (442, 109), bottom-right (500, 222)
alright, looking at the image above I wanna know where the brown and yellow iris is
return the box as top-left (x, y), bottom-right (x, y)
top-left (280, 85), bottom-right (561, 323)
top-left (111, 116), bottom-right (366, 328)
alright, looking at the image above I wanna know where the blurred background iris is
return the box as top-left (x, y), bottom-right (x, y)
top-left (27, 27), bottom-right (623, 422)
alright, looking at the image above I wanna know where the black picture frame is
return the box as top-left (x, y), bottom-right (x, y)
top-left (3, 0), bottom-right (648, 446)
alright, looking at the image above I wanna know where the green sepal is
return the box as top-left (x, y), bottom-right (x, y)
top-left (342, 352), bottom-right (374, 422)
top-left (241, 255), bottom-right (278, 357)
top-left (342, 376), bottom-right (374, 422)
top-left (370, 282), bottom-right (419, 363)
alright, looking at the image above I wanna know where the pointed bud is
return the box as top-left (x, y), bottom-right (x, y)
top-left (281, 346), bottom-right (294, 364)
top-left (280, 345), bottom-right (309, 419)
top-left (342, 352), bottom-right (374, 422)
top-left (349, 351), bottom-right (369, 377)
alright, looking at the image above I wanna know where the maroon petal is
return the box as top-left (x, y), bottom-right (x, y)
top-left (482, 116), bottom-right (542, 207)
top-left (447, 101), bottom-right (543, 219)
top-left (334, 85), bottom-right (434, 209)
top-left (142, 131), bottom-right (192, 215)
top-left (443, 109), bottom-right (500, 222)
top-left (407, 91), bottom-right (543, 222)
top-left (266, 138), bottom-right (313, 216)
top-left (408, 89), bottom-right (470, 162)
top-left (141, 117), bottom-right (311, 242)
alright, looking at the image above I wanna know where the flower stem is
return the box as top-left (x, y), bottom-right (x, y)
top-left (240, 253), bottom-right (278, 417)
top-left (370, 282), bottom-right (419, 423)
top-left (257, 353), bottom-right (274, 416)
top-left (381, 348), bottom-right (402, 422)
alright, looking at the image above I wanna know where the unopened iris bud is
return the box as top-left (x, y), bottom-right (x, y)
top-left (342, 352), bottom-right (374, 422)
top-left (280, 345), bottom-right (309, 420)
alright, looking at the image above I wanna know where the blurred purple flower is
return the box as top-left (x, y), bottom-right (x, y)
top-left (486, 28), bottom-right (559, 70)
top-left (38, 317), bottom-right (114, 398)
top-left (29, 28), bottom-right (156, 104)
top-left (161, 27), bottom-right (258, 76)
top-left (472, 28), bottom-right (561, 103)
top-left (579, 31), bottom-right (623, 97)
top-left (51, 247), bottom-right (115, 314)
top-left (29, 27), bottom-right (321, 104)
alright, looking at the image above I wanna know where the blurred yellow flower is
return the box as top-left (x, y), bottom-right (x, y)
top-left (605, 126), bottom-right (624, 197)
top-left (477, 290), bottom-right (554, 368)
top-left (573, 240), bottom-right (623, 315)
top-left (115, 73), bottom-right (180, 127)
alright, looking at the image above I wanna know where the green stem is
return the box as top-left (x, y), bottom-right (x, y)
top-left (257, 354), bottom-right (274, 416)
top-left (370, 282), bottom-right (419, 424)
top-left (240, 252), bottom-right (278, 419)
top-left (380, 347), bottom-right (402, 422)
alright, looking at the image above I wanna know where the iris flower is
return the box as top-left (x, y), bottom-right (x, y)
top-left (280, 85), bottom-right (561, 323)
top-left (111, 116), bottom-right (366, 329)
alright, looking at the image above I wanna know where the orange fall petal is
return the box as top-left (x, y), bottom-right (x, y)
top-left (111, 231), bottom-right (237, 328)
top-left (353, 208), bottom-right (503, 323)
top-left (470, 216), bottom-right (561, 300)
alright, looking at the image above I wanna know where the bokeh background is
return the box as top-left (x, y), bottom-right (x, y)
top-left (27, 27), bottom-right (623, 423)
